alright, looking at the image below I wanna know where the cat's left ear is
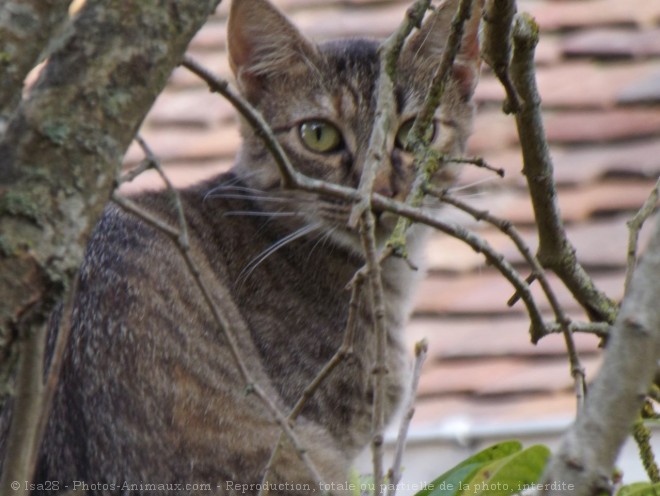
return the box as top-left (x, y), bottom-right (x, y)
top-left (404, 0), bottom-right (483, 99)
top-left (227, 0), bottom-right (320, 98)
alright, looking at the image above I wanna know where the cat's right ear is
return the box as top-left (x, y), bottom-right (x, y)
top-left (228, 0), bottom-right (319, 98)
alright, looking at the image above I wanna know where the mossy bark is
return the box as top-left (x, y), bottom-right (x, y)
top-left (0, 0), bottom-right (220, 489)
top-left (0, 0), bottom-right (70, 125)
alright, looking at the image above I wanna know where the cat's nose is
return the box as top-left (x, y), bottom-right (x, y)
top-left (372, 170), bottom-right (396, 199)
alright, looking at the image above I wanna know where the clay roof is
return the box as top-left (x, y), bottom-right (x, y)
top-left (123, 0), bottom-right (660, 433)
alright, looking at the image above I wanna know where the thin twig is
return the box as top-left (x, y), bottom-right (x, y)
top-left (348, 0), bottom-right (432, 227)
top-left (258, 277), bottom-right (364, 496)
top-left (386, 339), bottom-right (428, 496)
top-left (447, 156), bottom-right (505, 177)
top-left (625, 175), bottom-right (660, 294)
top-left (372, 193), bottom-right (546, 338)
top-left (112, 143), bottom-right (328, 491)
top-left (182, 55), bottom-right (362, 205)
top-left (634, 402), bottom-right (660, 483)
top-left (389, 0), bottom-right (477, 258)
top-left (0, 324), bottom-right (46, 495)
top-left (427, 187), bottom-right (586, 402)
top-left (359, 211), bottom-right (389, 496)
top-left (542, 321), bottom-right (610, 339)
top-left (32, 278), bottom-right (79, 482)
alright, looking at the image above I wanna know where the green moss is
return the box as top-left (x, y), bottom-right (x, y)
top-left (0, 190), bottom-right (40, 222)
top-left (0, 234), bottom-right (12, 257)
top-left (42, 122), bottom-right (71, 145)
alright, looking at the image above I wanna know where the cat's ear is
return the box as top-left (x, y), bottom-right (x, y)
top-left (227, 0), bottom-right (319, 97)
top-left (403, 0), bottom-right (483, 99)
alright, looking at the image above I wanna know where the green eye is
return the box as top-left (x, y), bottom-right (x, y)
top-left (299, 120), bottom-right (343, 153)
top-left (395, 118), bottom-right (436, 149)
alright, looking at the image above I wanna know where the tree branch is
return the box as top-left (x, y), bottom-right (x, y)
top-left (348, 0), bottom-right (432, 227)
top-left (115, 143), bottom-right (328, 491)
top-left (0, 0), bottom-right (221, 490)
top-left (539, 216), bottom-right (660, 496)
top-left (427, 187), bottom-right (586, 402)
top-left (510, 13), bottom-right (617, 324)
top-left (386, 339), bottom-right (428, 496)
top-left (0, 0), bottom-right (70, 127)
top-left (389, 0), bottom-right (477, 258)
top-left (480, 0), bottom-right (520, 113)
top-left (625, 175), bottom-right (660, 293)
top-left (359, 211), bottom-right (389, 496)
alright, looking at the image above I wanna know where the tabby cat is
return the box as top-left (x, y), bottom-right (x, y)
top-left (4, 0), bottom-right (481, 493)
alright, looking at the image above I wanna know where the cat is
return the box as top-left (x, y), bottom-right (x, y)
top-left (2, 0), bottom-right (481, 494)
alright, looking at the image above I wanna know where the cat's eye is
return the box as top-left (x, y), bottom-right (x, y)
top-left (299, 120), bottom-right (343, 153)
top-left (395, 118), bottom-right (436, 150)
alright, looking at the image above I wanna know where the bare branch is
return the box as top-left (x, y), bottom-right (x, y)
top-left (480, 0), bottom-right (520, 113)
top-left (389, 0), bottom-right (478, 258)
top-left (447, 156), bottom-right (505, 177)
top-left (259, 278), bottom-right (363, 495)
top-left (428, 188), bottom-right (586, 402)
top-left (0, 0), bottom-right (70, 126)
top-left (510, 13), bottom-right (617, 324)
top-left (539, 216), bottom-right (660, 496)
top-left (386, 339), bottom-right (428, 496)
top-left (625, 175), bottom-right (660, 293)
top-left (372, 194), bottom-right (546, 332)
top-left (348, 0), bottom-right (432, 227)
top-left (542, 321), bottom-right (609, 339)
top-left (0, 324), bottom-right (46, 494)
top-left (359, 211), bottom-right (389, 496)
top-left (632, 402), bottom-right (660, 483)
top-left (113, 142), bottom-right (328, 492)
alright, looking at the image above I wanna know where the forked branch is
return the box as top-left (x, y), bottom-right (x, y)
top-left (510, 13), bottom-right (617, 324)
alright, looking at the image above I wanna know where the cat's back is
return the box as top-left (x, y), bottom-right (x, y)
top-left (35, 173), bottom-right (358, 493)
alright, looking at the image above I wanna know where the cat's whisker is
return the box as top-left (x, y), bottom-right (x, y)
top-left (305, 227), bottom-right (338, 264)
top-left (206, 192), bottom-right (295, 204)
top-left (223, 210), bottom-right (303, 218)
top-left (237, 223), bottom-right (321, 285)
top-left (446, 175), bottom-right (498, 193)
top-left (207, 184), bottom-right (270, 196)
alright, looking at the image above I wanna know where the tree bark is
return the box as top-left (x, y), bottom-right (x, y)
top-left (0, 0), bottom-right (70, 126)
top-left (0, 0), bottom-right (221, 489)
top-left (539, 216), bottom-right (660, 495)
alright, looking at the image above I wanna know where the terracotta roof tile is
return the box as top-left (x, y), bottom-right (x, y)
top-left (561, 28), bottom-right (660, 60)
top-left (424, 213), bottom-right (653, 274)
top-left (618, 71), bottom-right (660, 105)
top-left (484, 180), bottom-right (658, 224)
top-left (146, 89), bottom-right (236, 128)
top-left (522, 0), bottom-right (660, 32)
top-left (477, 62), bottom-right (660, 109)
top-left (414, 270), bottom-right (624, 316)
top-left (412, 391), bottom-right (578, 426)
top-left (544, 108), bottom-right (660, 144)
top-left (125, 124), bottom-right (241, 165)
top-left (407, 317), bottom-right (602, 360)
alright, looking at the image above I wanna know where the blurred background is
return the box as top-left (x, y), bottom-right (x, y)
top-left (122, 0), bottom-right (660, 490)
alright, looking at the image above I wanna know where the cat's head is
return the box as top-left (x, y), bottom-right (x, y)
top-left (225, 0), bottom-right (481, 249)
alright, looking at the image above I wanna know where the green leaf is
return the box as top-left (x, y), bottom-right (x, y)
top-left (617, 482), bottom-right (660, 496)
top-left (462, 445), bottom-right (551, 496)
top-left (414, 441), bottom-right (524, 496)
